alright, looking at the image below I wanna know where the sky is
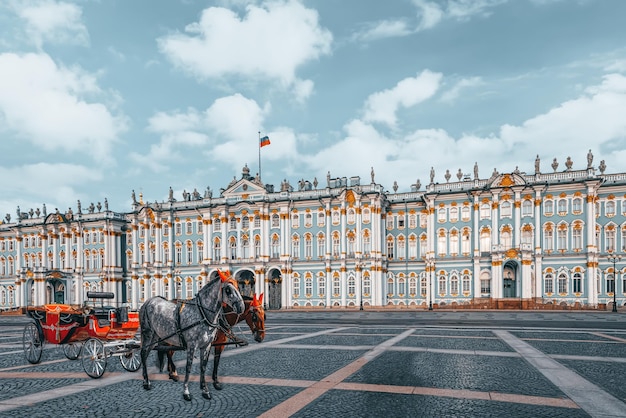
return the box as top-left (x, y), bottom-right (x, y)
top-left (1, 0), bottom-right (626, 219)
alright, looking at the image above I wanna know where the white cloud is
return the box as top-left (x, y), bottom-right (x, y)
top-left (0, 52), bottom-right (127, 162)
top-left (157, 0), bottom-right (332, 99)
top-left (352, 0), bottom-right (505, 44)
top-left (363, 70), bottom-right (443, 127)
top-left (351, 19), bottom-right (413, 42)
top-left (440, 76), bottom-right (483, 103)
top-left (0, 163), bottom-right (102, 219)
top-left (12, 0), bottom-right (89, 48)
top-left (304, 72), bottom-right (626, 191)
top-left (134, 94), bottom-right (272, 173)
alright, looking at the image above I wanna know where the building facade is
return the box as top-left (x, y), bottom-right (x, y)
top-left (1, 155), bottom-right (625, 311)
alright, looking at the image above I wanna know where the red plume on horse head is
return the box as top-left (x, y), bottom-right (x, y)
top-left (217, 270), bottom-right (238, 288)
top-left (251, 293), bottom-right (264, 307)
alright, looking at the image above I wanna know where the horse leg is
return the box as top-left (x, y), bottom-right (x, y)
top-left (183, 347), bottom-right (194, 401)
top-left (140, 344), bottom-right (153, 391)
top-left (167, 350), bottom-right (179, 382)
top-left (200, 347), bottom-right (211, 400)
top-left (212, 345), bottom-right (225, 390)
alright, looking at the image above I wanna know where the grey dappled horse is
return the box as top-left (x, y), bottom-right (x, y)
top-left (139, 271), bottom-right (244, 401)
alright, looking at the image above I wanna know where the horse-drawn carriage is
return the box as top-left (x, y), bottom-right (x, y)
top-left (22, 291), bottom-right (142, 378)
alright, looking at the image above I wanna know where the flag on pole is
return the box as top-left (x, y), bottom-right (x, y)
top-left (260, 135), bottom-right (270, 147)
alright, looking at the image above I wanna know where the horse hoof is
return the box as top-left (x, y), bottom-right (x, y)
top-left (213, 381), bottom-right (223, 391)
top-left (183, 393), bottom-right (192, 401)
top-left (143, 383), bottom-right (152, 391)
top-left (202, 392), bottom-right (211, 400)
top-left (169, 374), bottom-right (179, 382)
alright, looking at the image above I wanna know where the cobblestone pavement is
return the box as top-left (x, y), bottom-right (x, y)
top-left (0, 311), bottom-right (625, 417)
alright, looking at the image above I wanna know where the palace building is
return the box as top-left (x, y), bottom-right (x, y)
top-left (1, 153), bottom-right (625, 311)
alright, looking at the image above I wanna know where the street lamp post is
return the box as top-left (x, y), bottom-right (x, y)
top-left (607, 254), bottom-right (621, 313)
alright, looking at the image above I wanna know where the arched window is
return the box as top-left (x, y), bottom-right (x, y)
top-left (480, 204), bottom-right (491, 220)
top-left (437, 208), bottom-right (446, 223)
top-left (271, 214), bottom-right (280, 228)
top-left (213, 238), bottom-right (221, 261)
top-left (480, 228), bottom-right (491, 252)
top-left (291, 213), bottom-right (299, 229)
top-left (544, 225), bottom-right (554, 251)
top-left (522, 199), bottom-right (533, 216)
top-left (254, 236), bottom-right (261, 258)
top-left (363, 273), bottom-right (371, 296)
top-left (450, 274), bottom-right (459, 295)
top-left (291, 234), bottom-right (300, 259)
top-left (229, 238), bottom-right (237, 260)
top-left (572, 198), bottom-right (583, 214)
top-left (480, 271), bottom-right (491, 294)
top-left (420, 276), bottom-right (427, 296)
top-left (317, 233), bottom-right (325, 258)
top-left (363, 230), bottom-right (371, 256)
top-left (461, 206), bottom-right (470, 221)
top-left (317, 211), bottom-right (326, 227)
top-left (438, 274), bottom-right (447, 295)
top-left (348, 275), bottom-right (356, 296)
top-left (409, 276), bottom-right (417, 296)
top-left (333, 275), bottom-right (340, 296)
top-left (449, 207), bottom-right (458, 222)
top-left (386, 237), bottom-right (394, 259)
top-left (271, 235), bottom-right (280, 258)
top-left (347, 208), bottom-right (356, 225)
top-left (606, 200), bottom-right (616, 216)
top-left (305, 276), bottom-right (312, 296)
top-left (304, 213), bottom-right (312, 228)
top-left (462, 274), bottom-right (471, 293)
top-left (397, 277), bottom-right (405, 296)
top-left (293, 276), bottom-right (300, 297)
top-left (437, 230), bottom-right (447, 256)
top-left (241, 236), bottom-right (249, 259)
top-left (544, 200), bottom-right (554, 216)
top-left (501, 229), bottom-right (512, 249)
top-left (573, 272), bottom-right (582, 293)
top-left (500, 201), bottom-right (512, 218)
top-left (242, 216), bottom-right (249, 229)
top-left (362, 208), bottom-right (370, 224)
top-left (332, 232), bottom-right (341, 257)
top-left (558, 273), bottom-right (568, 294)
top-left (544, 273), bottom-right (554, 294)
top-left (558, 199), bottom-right (567, 214)
top-left (230, 217), bottom-right (237, 230)
top-left (318, 275), bottom-right (325, 297)
top-left (304, 234), bottom-right (312, 258)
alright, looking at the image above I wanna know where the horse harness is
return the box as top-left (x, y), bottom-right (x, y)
top-left (157, 294), bottom-right (231, 351)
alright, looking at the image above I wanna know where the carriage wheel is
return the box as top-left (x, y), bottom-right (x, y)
top-left (120, 348), bottom-right (141, 372)
top-left (23, 322), bottom-right (44, 364)
top-left (81, 338), bottom-right (107, 378)
top-left (63, 342), bottom-right (82, 360)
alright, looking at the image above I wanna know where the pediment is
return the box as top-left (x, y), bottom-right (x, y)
top-left (488, 173), bottom-right (527, 189)
top-left (222, 179), bottom-right (267, 198)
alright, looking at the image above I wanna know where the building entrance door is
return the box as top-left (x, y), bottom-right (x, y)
top-left (268, 269), bottom-right (282, 310)
top-left (503, 264), bottom-right (516, 298)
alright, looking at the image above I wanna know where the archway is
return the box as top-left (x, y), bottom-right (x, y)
top-left (503, 262), bottom-right (518, 298)
top-left (236, 270), bottom-right (255, 298)
top-left (267, 268), bottom-right (282, 310)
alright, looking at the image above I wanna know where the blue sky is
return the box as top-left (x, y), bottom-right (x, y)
top-left (1, 0), bottom-right (626, 219)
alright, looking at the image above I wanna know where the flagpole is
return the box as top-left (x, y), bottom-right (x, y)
top-left (258, 131), bottom-right (262, 182)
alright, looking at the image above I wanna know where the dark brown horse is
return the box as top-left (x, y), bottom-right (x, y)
top-left (158, 293), bottom-right (266, 390)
